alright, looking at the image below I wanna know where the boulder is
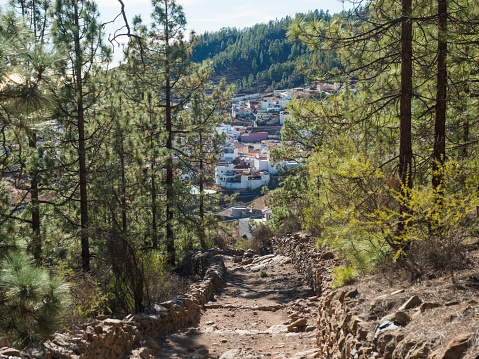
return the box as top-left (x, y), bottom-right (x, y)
top-left (219, 349), bottom-right (242, 359)
top-left (287, 318), bottom-right (308, 331)
top-left (0, 348), bottom-right (21, 356)
top-left (191, 348), bottom-right (209, 359)
top-left (394, 311), bottom-right (411, 326)
top-left (431, 333), bottom-right (474, 359)
top-left (398, 296), bottom-right (422, 311)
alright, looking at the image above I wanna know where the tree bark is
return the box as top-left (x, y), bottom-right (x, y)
top-left (432, 0), bottom-right (447, 193)
top-left (397, 0), bottom-right (414, 245)
top-left (28, 133), bottom-right (41, 265)
top-left (75, 2), bottom-right (90, 272)
top-left (198, 132), bottom-right (206, 250)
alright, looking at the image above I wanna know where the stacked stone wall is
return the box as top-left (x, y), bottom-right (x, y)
top-left (4, 251), bottom-right (227, 359)
top-left (271, 232), bottom-right (339, 296)
top-left (270, 233), bottom-right (478, 359)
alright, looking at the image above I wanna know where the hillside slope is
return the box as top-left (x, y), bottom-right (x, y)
top-left (191, 10), bottom-right (339, 93)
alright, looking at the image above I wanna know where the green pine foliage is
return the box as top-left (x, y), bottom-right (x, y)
top-left (191, 10), bottom-right (339, 92)
top-left (268, 0), bottom-right (479, 281)
top-left (0, 252), bottom-right (70, 346)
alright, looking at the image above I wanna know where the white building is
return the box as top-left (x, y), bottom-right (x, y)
top-left (280, 111), bottom-right (291, 125)
top-left (261, 99), bottom-right (278, 110)
top-left (232, 103), bottom-right (253, 117)
top-left (216, 124), bottom-right (243, 142)
top-left (215, 163), bottom-right (270, 190)
top-left (231, 94), bottom-right (260, 102)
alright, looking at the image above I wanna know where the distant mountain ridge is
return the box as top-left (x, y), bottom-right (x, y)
top-left (191, 9), bottom-right (339, 93)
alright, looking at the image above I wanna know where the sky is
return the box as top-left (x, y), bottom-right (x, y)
top-left (94, 0), bottom-right (350, 35)
top-left (0, 0), bottom-right (350, 35)
top-left (0, 0), bottom-right (351, 61)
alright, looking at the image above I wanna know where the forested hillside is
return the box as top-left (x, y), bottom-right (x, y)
top-left (192, 10), bottom-right (339, 92)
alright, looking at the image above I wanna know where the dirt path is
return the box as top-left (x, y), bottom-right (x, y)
top-left (148, 254), bottom-right (321, 359)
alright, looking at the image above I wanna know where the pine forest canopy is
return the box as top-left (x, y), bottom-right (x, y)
top-left (191, 9), bottom-right (340, 93)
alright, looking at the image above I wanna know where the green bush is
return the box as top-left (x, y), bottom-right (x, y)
top-left (0, 252), bottom-right (70, 347)
top-left (331, 265), bottom-right (358, 288)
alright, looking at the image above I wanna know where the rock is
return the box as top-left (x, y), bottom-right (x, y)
top-left (394, 311), bottom-right (411, 326)
top-left (265, 324), bottom-right (289, 334)
top-left (0, 348), bottom-right (21, 356)
top-left (289, 348), bottom-right (321, 358)
top-left (22, 343), bottom-right (49, 359)
top-left (392, 338), bottom-right (417, 359)
top-left (432, 333), bottom-right (474, 359)
top-left (154, 304), bottom-right (168, 312)
top-left (138, 347), bottom-right (151, 358)
top-left (398, 295), bottom-right (422, 311)
top-left (345, 288), bottom-right (359, 299)
top-left (191, 348), bottom-right (209, 359)
top-left (405, 341), bottom-right (431, 359)
top-left (321, 251), bottom-right (335, 260)
top-left (219, 349), bottom-right (242, 359)
top-left (287, 318), bottom-right (308, 331)
top-left (419, 302), bottom-right (442, 313)
top-left (103, 318), bottom-right (122, 326)
top-left (242, 258), bottom-right (254, 265)
top-left (144, 336), bottom-right (162, 353)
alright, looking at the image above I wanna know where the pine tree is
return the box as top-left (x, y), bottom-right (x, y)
top-left (126, 0), bottom-right (212, 265)
top-left (0, 10), bottom-right (59, 265)
top-left (51, 0), bottom-right (106, 271)
top-left (182, 82), bottom-right (231, 249)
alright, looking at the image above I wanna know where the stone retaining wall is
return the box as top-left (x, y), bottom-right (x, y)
top-left (270, 233), bottom-right (478, 359)
top-left (6, 250), bottom-right (227, 359)
top-left (314, 287), bottom-right (478, 359)
top-left (271, 232), bottom-right (340, 296)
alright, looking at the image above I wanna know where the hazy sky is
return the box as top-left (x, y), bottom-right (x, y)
top-left (0, 0), bottom-right (350, 34)
top-left (95, 0), bottom-right (350, 34)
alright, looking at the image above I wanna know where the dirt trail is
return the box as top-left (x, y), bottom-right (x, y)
top-left (150, 254), bottom-right (321, 359)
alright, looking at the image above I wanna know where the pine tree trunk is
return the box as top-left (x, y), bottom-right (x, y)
top-left (75, 2), bottom-right (89, 272)
top-left (432, 0), bottom-right (447, 193)
top-left (199, 145), bottom-right (206, 250)
top-left (166, 77), bottom-right (175, 265)
top-left (120, 148), bottom-right (127, 233)
top-left (164, 2), bottom-right (176, 266)
top-left (28, 133), bottom-right (41, 265)
top-left (151, 167), bottom-right (158, 248)
top-left (397, 0), bottom-right (414, 247)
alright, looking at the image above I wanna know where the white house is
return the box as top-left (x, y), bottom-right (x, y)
top-left (216, 124), bottom-right (243, 142)
top-left (232, 103), bottom-right (252, 117)
top-left (261, 99), bottom-right (278, 110)
top-left (221, 147), bottom-right (235, 163)
top-left (215, 163), bottom-right (270, 190)
top-left (280, 111), bottom-right (291, 125)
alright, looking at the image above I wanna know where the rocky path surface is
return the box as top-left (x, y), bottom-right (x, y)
top-left (146, 254), bottom-right (322, 359)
